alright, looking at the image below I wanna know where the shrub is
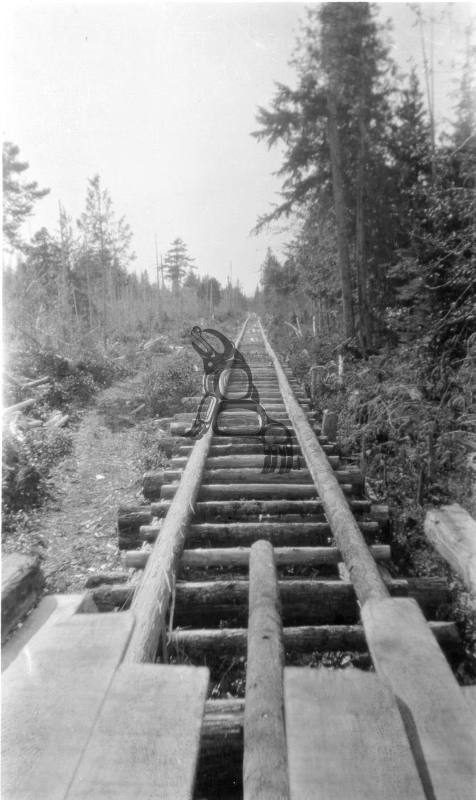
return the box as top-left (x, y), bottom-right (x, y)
top-left (41, 373), bottom-right (98, 408)
top-left (2, 426), bottom-right (73, 515)
top-left (142, 351), bottom-right (200, 417)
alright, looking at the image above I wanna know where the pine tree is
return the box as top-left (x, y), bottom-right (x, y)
top-left (163, 238), bottom-right (196, 293)
top-left (3, 142), bottom-right (49, 255)
top-left (254, 3), bottom-right (395, 344)
top-left (76, 175), bottom-right (134, 337)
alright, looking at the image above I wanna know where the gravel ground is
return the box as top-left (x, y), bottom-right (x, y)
top-left (3, 375), bottom-right (157, 593)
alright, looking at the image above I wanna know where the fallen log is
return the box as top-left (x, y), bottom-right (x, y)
top-left (2, 399), bottom-right (36, 417)
top-left (1, 553), bottom-right (44, 642)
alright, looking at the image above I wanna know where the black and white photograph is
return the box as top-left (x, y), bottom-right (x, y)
top-left (2, 1), bottom-right (476, 798)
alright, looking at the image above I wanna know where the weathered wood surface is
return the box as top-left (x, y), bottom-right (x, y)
top-left (461, 685), bottom-right (476, 716)
top-left (284, 668), bottom-right (425, 800)
top-left (362, 597), bottom-right (476, 800)
top-left (243, 542), bottom-right (289, 800)
top-left (91, 577), bottom-right (448, 623)
top-left (125, 318), bottom-right (249, 663)
top-left (168, 620), bottom-right (459, 660)
top-left (66, 664), bottom-right (209, 800)
top-left (1, 593), bottom-right (96, 672)
top-left (149, 497), bottom-right (371, 520)
top-left (2, 398), bottom-right (36, 416)
top-left (160, 482), bottom-right (343, 501)
top-left (124, 543), bottom-right (391, 570)
top-left (125, 519), bottom-right (381, 551)
top-left (117, 498), bottom-right (378, 544)
top-left (259, 321), bottom-right (389, 606)
top-left (145, 466), bottom-right (362, 493)
top-left (321, 409), bottom-right (338, 442)
top-left (424, 503), bottom-right (476, 595)
top-left (177, 440), bottom-right (336, 456)
top-left (1, 552), bottom-right (44, 642)
top-left (172, 452), bottom-right (339, 468)
top-left (2, 612), bottom-right (134, 800)
top-left (148, 467), bottom-right (335, 489)
top-left (124, 430), bottom-right (214, 661)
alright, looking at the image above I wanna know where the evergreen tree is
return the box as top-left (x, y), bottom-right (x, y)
top-left (3, 142), bottom-right (49, 255)
top-left (254, 3), bottom-right (395, 344)
top-left (163, 237), bottom-right (196, 293)
top-left (76, 175), bottom-right (134, 336)
top-left (389, 69), bottom-right (432, 248)
top-left (197, 276), bottom-right (221, 305)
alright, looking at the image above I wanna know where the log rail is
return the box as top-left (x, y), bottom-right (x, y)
top-left (3, 314), bottom-right (475, 800)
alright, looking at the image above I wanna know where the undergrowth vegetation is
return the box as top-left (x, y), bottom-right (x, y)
top-left (142, 349), bottom-right (201, 417)
top-left (2, 427), bottom-right (73, 521)
top-left (269, 324), bottom-right (476, 681)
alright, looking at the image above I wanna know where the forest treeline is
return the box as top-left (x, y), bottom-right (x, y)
top-left (2, 150), bottom-right (247, 361)
top-left (253, 3), bottom-right (475, 361)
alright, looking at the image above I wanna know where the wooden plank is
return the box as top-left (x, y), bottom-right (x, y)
top-left (1, 593), bottom-right (96, 672)
top-left (362, 597), bottom-right (476, 800)
top-left (2, 612), bottom-right (134, 800)
top-left (259, 320), bottom-right (389, 606)
top-left (461, 686), bottom-right (476, 716)
top-left (67, 663), bottom-right (209, 800)
top-left (1, 552), bottom-right (44, 642)
top-left (284, 668), bottom-right (425, 800)
top-left (424, 504), bottom-right (476, 595)
top-left (244, 541), bottom-right (289, 800)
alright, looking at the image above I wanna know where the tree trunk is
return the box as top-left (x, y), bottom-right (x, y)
top-left (355, 62), bottom-right (371, 352)
top-left (326, 89), bottom-right (355, 339)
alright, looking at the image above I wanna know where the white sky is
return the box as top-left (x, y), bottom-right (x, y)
top-left (3, 1), bottom-right (474, 294)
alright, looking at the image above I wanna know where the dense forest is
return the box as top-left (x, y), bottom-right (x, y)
top-left (253, 3), bottom-right (474, 361)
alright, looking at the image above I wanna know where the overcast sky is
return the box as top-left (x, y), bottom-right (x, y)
top-left (3, 1), bottom-right (474, 294)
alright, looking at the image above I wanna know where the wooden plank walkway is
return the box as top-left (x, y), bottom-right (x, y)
top-left (2, 612), bottom-right (209, 800)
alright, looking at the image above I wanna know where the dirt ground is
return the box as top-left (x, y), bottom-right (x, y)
top-left (3, 374), bottom-right (161, 593)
